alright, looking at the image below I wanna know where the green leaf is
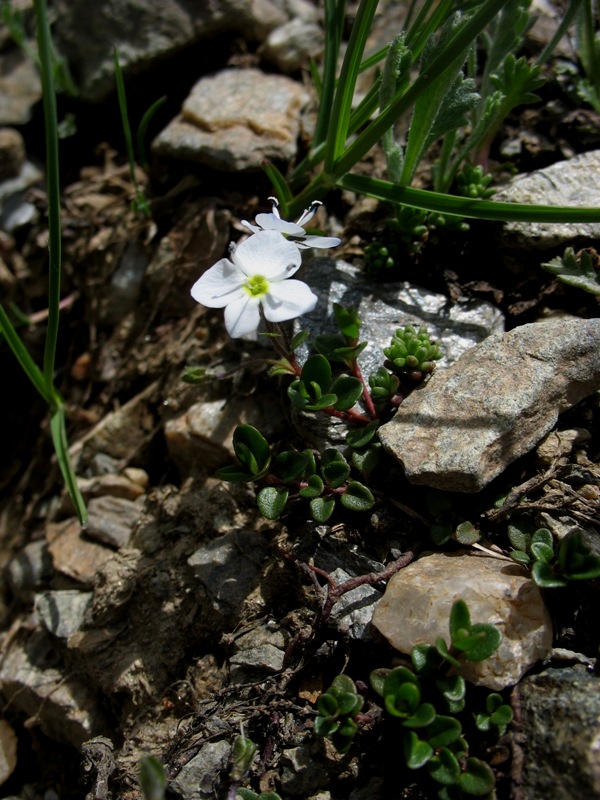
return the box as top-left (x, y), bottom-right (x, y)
top-left (455, 521), bottom-right (481, 545)
top-left (350, 443), bottom-right (382, 480)
top-left (402, 702), bottom-right (436, 729)
top-left (385, 681), bottom-right (421, 718)
top-left (317, 693), bottom-right (339, 718)
top-left (139, 755), bottom-right (166, 800)
top-left (532, 560), bottom-right (567, 588)
top-left (459, 624), bottom-right (502, 662)
top-left (430, 520), bottom-right (453, 545)
top-left (233, 425), bottom-right (271, 475)
top-left (215, 465), bottom-right (253, 483)
top-left (458, 757), bottom-right (495, 796)
top-left (427, 715), bottom-right (462, 748)
top-left (510, 550), bottom-right (531, 566)
top-left (330, 375), bottom-right (363, 411)
top-left (531, 541), bottom-right (554, 564)
top-left (403, 731), bottom-right (433, 769)
top-left (273, 450), bottom-right (309, 482)
top-left (346, 420), bottom-right (380, 448)
top-left (290, 329), bottom-right (310, 350)
top-left (333, 303), bottom-right (362, 342)
top-left (436, 675), bottom-right (466, 704)
top-left (321, 449), bottom-right (351, 488)
top-left (427, 747), bottom-right (461, 786)
top-left (310, 495), bottom-right (335, 523)
top-left (257, 487), bottom-right (289, 520)
top-left (411, 644), bottom-right (441, 675)
top-left (301, 354), bottom-right (332, 392)
top-left (340, 481), bottom-right (375, 512)
top-left (50, 407), bottom-right (88, 526)
top-left (181, 366), bottom-right (208, 384)
top-left (298, 474), bottom-right (324, 499)
top-left (369, 667), bottom-right (389, 697)
top-left (313, 715), bottom-right (337, 737)
top-left (306, 392), bottom-right (338, 411)
top-left (435, 637), bottom-right (461, 669)
top-left (449, 599), bottom-right (471, 641)
top-left (231, 736), bottom-right (258, 782)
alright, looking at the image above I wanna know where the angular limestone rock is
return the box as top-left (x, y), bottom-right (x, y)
top-left (378, 318), bottom-right (600, 491)
top-left (372, 552), bottom-right (552, 690)
top-left (153, 69), bottom-right (309, 171)
top-left (494, 149), bottom-right (600, 248)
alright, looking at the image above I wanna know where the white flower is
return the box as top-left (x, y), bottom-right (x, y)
top-left (191, 229), bottom-right (318, 338)
top-left (241, 197), bottom-right (341, 249)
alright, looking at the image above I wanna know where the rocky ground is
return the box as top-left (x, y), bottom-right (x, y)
top-left (0, 1), bottom-right (600, 799)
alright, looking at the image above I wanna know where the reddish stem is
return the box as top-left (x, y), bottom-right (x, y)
top-left (350, 358), bottom-right (378, 420)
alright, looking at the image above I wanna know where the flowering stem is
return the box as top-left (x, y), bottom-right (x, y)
top-left (264, 318), bottom-right (302, 374)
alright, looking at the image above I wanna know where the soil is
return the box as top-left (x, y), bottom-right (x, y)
top-left (1, 19), bottom-right (600, 800)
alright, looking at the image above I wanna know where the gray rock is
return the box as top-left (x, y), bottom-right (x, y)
top-left (0, 48), bottom-right (41, 125)
top-left (292, 257), bottom-right (504, 451)
top-left (187, 529), bottom-right (269, 617)
top-left (494, 149), bottom-right (600, 248)
top-left (261, 19), bottom-right (324, 73)
top-left (518, 666), bottom-right (600, 800)
top-left (85, 496), bottom-right (143, 549)
top-left (328, 567), bottom-right (382, 640)
top-left (297, 258), bottom-right (504, 377)
top-left (35, 590), bottom-right (93, 639)
top-left (229, 621), bottom-right (287, 682)
top-left (54, 0), bottom-right (253, 102)
top-left (153, 69), bottom-right (309, 171)
top-left (171, 740), bottom-right (232, 800)
top-left (280, 746), bottom-right (329, 797)
top-left (372, 551), bottom-right (552, 690)
top-left (5, 539), bottom-right (53, 597)
top-left (378, 318), bottom-right (600, 491)
top-left (164, 388), bottom-right (286, 475)
top-left (0, 628), bottom-right (109, 748)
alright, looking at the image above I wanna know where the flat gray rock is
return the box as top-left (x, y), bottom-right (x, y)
top-left (153, 68), bottom-right (309, 171)
top-left (494, 149), bottom-right (600, 248)
top-left (378, 318), bottom-right (600, 491)
top-left (54, 0), bottom-right (254, 102)
top-left (518, 666), bottom-right (600, 800)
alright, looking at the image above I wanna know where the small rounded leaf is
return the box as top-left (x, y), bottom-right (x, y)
top-left (257, 487), bottom-right (289, 520)
top-left (458, 758), bottom-right (495, 796)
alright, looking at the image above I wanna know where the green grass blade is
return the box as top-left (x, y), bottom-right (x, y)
top-left (50, 406), bottom-right (88, 526)
top-left (34, 0), bottom-right (61, 389)
top-left (333, 0), bottom-right (506, 179)
top-left (338, 172), bottom-right (600, 222)
top-left (324, 0), bottom-right (379, 172)
top-left (136, 95), bottom-right (166, 170)
top-left (0, 303), bottom-right (51, 404)
top-left (313, 0), bottom-right (345, 148)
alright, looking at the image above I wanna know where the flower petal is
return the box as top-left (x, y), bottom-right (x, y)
top-left (191, 259), bottom-right (245, 308)
top-left (262, 280), bottom-right (318, 323)
top-left (296, 235), bottom-right (341, 249)
top-left (295, 200), bottom-right (322, 227)
top-left (233, 230), bottom-right (301, 279)
top-left (253, 213), bottom-right (306, 236)
top-left (240, 221), bottom-right (261, 234)
top-left (224, 295), bottom-right (261, 338)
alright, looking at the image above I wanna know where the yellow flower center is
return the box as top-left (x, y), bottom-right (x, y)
top-left (244, 274), bottom-right (269, 297)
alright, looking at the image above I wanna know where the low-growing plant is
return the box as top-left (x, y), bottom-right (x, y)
top-left (266, 0), bottom-right (600, 232)
top-left (541, 247), bottom-right (600, 295)
top-left (508, 521), bottom-right (600, 588)
top-left (314, 600), bottom-right (510, 797)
